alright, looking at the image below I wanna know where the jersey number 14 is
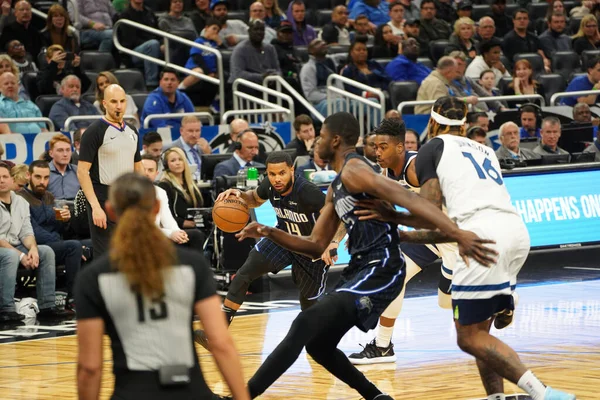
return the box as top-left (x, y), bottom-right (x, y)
top-left (462, 152), bottom-right (503, 185)
top-left (284, 221), bottom-right (302, 236)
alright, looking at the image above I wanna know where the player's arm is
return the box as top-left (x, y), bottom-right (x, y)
top-left (236, 189), bottom-right (339, 259)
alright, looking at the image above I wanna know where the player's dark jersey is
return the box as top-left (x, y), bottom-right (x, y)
top-left (385, 150), bottom-right (418, 189)
top-left (256, 175), bottom-right (325, 236)
top-left (332, 153), bottom-right (399, 255)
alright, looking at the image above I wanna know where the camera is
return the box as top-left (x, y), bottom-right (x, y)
top-left (64, 51), bottom-right (74, 64)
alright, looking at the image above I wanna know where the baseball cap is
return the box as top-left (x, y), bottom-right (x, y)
top-left (405, 18), bottom-right (420, 26)
top-left (277, 21), bottom-right (293, 32)
top-left (210, 0), bottom-right (229, 10)
top-left (457, 1), bottom-right (473, 10)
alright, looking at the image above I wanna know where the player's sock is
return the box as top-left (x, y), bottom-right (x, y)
top-left (375, 324), bottom-right (394, 348)
top-left (517, 370), bottom-right (546, 400)
top-left (487, 394), bottom-right (505, 400)
top-left (223, 305), bottom-right (237, 326)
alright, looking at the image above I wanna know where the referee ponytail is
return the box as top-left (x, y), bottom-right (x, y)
top-left (108, 173), bottom-right (176, 298)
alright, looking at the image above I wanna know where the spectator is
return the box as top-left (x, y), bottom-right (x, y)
top-left (320, 5), bottom-right (350, 46)
top-left (6, 40), bottom-right (38, 80)
top-left (296, 136), bottom-right (329, 177)
top-left (158, 147), bottom-right (205, 229)
top-left (385, 109), bottom-right (401, 120)
top-left (466, 126), bottom-right (487, 145)
top-left (467, 111), bottom-right (490, 132)
top-left (583, 132), bottom-right (600, 160)
top-left (419, 0), bottom-right (452, 43)
top-left (372, 24), bottom-right (399, 58)
top-left (115, 0), bottom-right (162, 87)
top-left (260, 0), bottom-right (286, 29)
top-left (0, 0), bottom-right (14, 33)
top-left (93, 71), bottom-right (140, 128)
top-left (415, 56), bottom-right (459, 114)
top-left (457, 1), bottom-right (473, 20)
top-left (341, 39), bottom-right (391, 95)
top-left (286, 114), bottom-right (315, 157)
top-left (37, 44), bottom-right (91, 96)
top-left (49, 75), bottom-right (99, 131)
top-left (47, 134), bottom-right (80, 200)
top-left (248, 3), bottom-right (275, 44)
top-left (0, 72), bottom-right (47, 134)
top-left (504, 60), bottom-right (546, 108)
top-left (351, 15), bottom-right (375, 44)
top-left (299, 39), bottom-right (341, 116)
top-left (477, 69), bottom-right (504, 102)
top-left (490, 0), bottom-right (512, 38)
top-left (71, 0), bottom-right (116, 52)
top-left (362, 132), bottom-right (378, 164)
top-left (475, 16), bottom-right (495, 42)
top-left (503, 9), bottom-right (551, 72)
top-left (228, 20), bottom-right (280, 84)
top-left (159, 0), bottom-right (197, 35)
top-left (141, 68), bottom-right (194, 129)
top-left (570, 0), bottom-right (593, 19)
top-left (539, 13), bottom-right (571, 59)
top-left (271, 21), bottom-right (302, 79)
top-left (399, 0), bottom-right (419, 22)
top-left (71, 128), bottom-right (84, 165)
top-left (163, 115), bottom-right (211, 181)
top-left (572, 102), bottom-right (599, 132)
top-left (141, 131), bottom-right (164, 157)
top-left (519, 104), bottom-right (541, 138)
top-left (210, 0), bottom-right (249, 48)
top-left (349, 0), bottom-right (390, 28)
top-left (560, 56), bottom-right (600, 106)
top-left (286, 0), bottom-right (316, 46)
top-left (0, 1), bottom-right (47, 64)
top-left (10, 163), bottom-right (28, 191)
top-left (41, 4), bottom-right (79, 53)
top-left (225, 118), bottom-right (248, 152)
top-left (465, 38), bottom-right (510, 85)
top-left (17, 160), bottom-right (82, 308)
top-left (548, 0), bottom-right (567, 20)
top-left (387, 1), bottom-right (405, 38)
top-left (572, 15), bottom-right (600, 55)
top-left (436, 0), bottom-right (456, 25)
top-left (213, 129), bottom-right (264, 177)
top-left (446, 17), bottom-right (478, 59)
top-left (404, 128), bottom-right (420, 150)
top-left (403, 18), bottom-right (428, 57)
top-left (495, 121), bottom-right (539, 161)
top-left (186, 0), bottom-right (211, 33)
top-left (533, 117), bottom-right (570, 155)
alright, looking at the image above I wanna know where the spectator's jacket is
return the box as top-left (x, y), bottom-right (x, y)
top-left (539, 29), bottom-right (572, 59)
top-left (0, 192), bottom-right (34, 247)
top-left (185, 36), bottom-right (223, 74)
top-left (49, 97), bottom-right (100, 131)
top-left (271, 38), bottom-right (301, 76)
top-left (385, 55), bottom-right (432, 84)
top-left (300, 56), bottom-right (338, 104)
top-left (286, 2), bottom-right (316, 46)
top-left (0, 95), bottom-right (45, 133)
top-left (348, 0), bottom-right (390, 26)
top-left (341, 60), bottom-right (391, 93)
top-left (115, 5), bottom-right (160, 50)
top-left (69, 0), bottom-right (116, 30)
top-left (415, 70), bottom-right (451, 114)
top-left (495, 145), bottom-right (540, 161)
top-left (141, 87), bottom-right (194, 129)
top-left (228, 39), bottom-right (281, 83)
top-left (40, 29), bottom-right (80, 53)
top-left (16, 188), bottom-right (63, 244)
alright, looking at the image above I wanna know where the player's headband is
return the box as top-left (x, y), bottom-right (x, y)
top-left (430, 110), bottom-right (466, 126)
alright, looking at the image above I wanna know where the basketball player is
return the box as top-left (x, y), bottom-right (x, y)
top-left (234, 112), bottom-right (497, 400)
top-left (74, 173), bottom-right (248, 400)
top-left (357, 97), bottom-right (576, 400)
top-left (194, 151), bottom-right (343, 348)
top-left (349, 118), bottom-right (457, 365)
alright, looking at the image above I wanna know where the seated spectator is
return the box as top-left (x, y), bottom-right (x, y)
top-left (398, 0), bottom-right (418, 21)
top-left (466, 126), bottom-right (487, 145)
top-left (0, 0), bottom-right (14, 32)
top-left (505, 60), bottom-right (546, 108)
top-left (320, 5), bottom-right (350, 46)
top-left (475, 16), bottom-right (496, 42)
top-left (286, 0), bottom-right (316, 46)
top-left (372, 24), bottom-right (399, 58)
top-left (572, 15), bottom-right (600, 55)
top-left (49, 75), bottom-right (99, 131)
top-left (213, 129), bottom-right (265, 177)
top-left (539, 13), bottom-right (571, 60)
top-left (445, 17), bottom-right (478, 59)
top-left (300, 39), bottom-right (342, 116)
top-left (341, 38), bottom-right (391, 95)
top-left (163, 115), bottom-right (211, 181)
top-left (404, 128), bottom-right (420, 150)
top-left (141, 68), bottom-right (194, 129)
top-left (41, 4), bottom-right (80, 54)
top-left (296, 136), bottom-right (329, 177)
top-left (6, 41), bottom-right (38, 80)
top-left (502, 9), bottom-right (550, 72)
top-left (158, 147), bottom-right (205, 229)
top-left (477, 70), bottom-right (506, 107)
top-left (571, 102), bottom-right (599, 137)
top-left (228, 20), bottom-right (280, 84)
top-left (583, 134), bottom-right (600, 160)
top-left (570, 0), bottom-right (593, 19)
top-left (467, 111), bottom-right (490, 132)
top-left (533, 117), bottom-right (569, 155)
top-left (260, 0), bottom-right (286, 29)
top-left (435, 0), bottom-right (456, 25)
top-left (37, 44), bottom-right (91, 96)
top-left (141, 154), bottom-right (205, 248)
top-left (465, 38), bottom-right (510, 85)
top-left (491, 0), bottom-right (512, 38)
top-left (350, 0), bottom-right (391, 29)
top-left (70, 0), bottom-right (116, 52)
top-left (419, 0), bottom-right (452, 43)
top-left (403, 18), bottom-right (428, 57)
top-left (71, 128), bottom-right (84, 165)
top-left (560, 56), bottom-right (600, 106)
top-left (361, 132), bottom-right (379, 165)
top-left (47, 134), bottom-right (80, 200)
top-left (225, 118), bottom-right (250, 152)
top-left (0, 162), bottom-right (69, 322)
top-left (210, 0), bottom-right (249, 48)
top-left (271, 21), bottom-right (302, 80)
top-left (93, 71), bottom-right (140, 128)
top-left (387, 1), bottom-right (405, 37)
top-left (385, 109), bottom-right (401, 120)
top-left (495, 121), bottom-right (539, 161)
top-left (415, 56), bottom-right (460, 114)
top-left (286, 114), bottom-right (315, 157)
top-left (186, 0), bottom-right (211, 33)
top-left (0, 1), bottom-right (47, 65)
top-left (519, 104), bottom-right (541, 138)
top-left (10, 163), bottom-right (28, 191)
top-left (457, 1), bottom-right (472, 20)
top-left (115, 0), bottom-right (162, 87)
top-left (0, 72), bottom-right (47, 134)
top-left (141, 131), bottom-right (164, 157)
top-left (17, 160), bottom-right (82, 308)
top-left (351, 15), bottom-right (375, 44)
top-left (249, 2), bottom-right (277, 44)
top-left (159, 0), bottom-right (197, 35)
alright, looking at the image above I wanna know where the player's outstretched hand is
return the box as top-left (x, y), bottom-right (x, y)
top-left (354, 199), bottom-right (397, 222)
top-left (456, 230), bottom-right (497, 267)
top-left (236, 222), bottom-right (271, 241)
top-left (216, 188), bottom-right (242, 203)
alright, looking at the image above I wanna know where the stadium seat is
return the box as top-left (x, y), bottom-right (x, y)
top-left (82, 93), bottom-right (96, 105)
top-left (389, 81), bottom-right (418, 112)
top-left (552, 51), bottom-right (581, 81)
top-left (129, 92), bottom-right (149, 115)
top-left (33, 1), bottom-right (54, 12)
top-left (537, 74), bottom-right (566, 105)
top-left (430, 40), bottom-right (450, 63)
top-left (84, 71), bottom-right (98, 95)
top-left (236, 0), bottom-right (253, 11)
top-left (500, 54), bottom-right (511, 70)
top-left (373, 58), bottom-right (391, 69)
top-left (569, 71), bottom-right (587, 82)
top-left (513, 53), bottom-right (544, 78)
top-left (582, 50), bottom-right (600, 69)
top-left (472, 5), bottom-right (490, 22)
top-left (498, 76), bottom-right (513, 96)
top-left (308, 0), bottom-right (333, 10)
top-left (527, 2), bottom-right (548, 21)
top-left (535, 18), bottom-right (548, 35)
top-left (295, 46), bottom-right (309, 62)
top-left (220, 49), bottom-right (233, 72)
top-left (228, 10), bottom-right (248, 22)
top-left (316, 10), bottom-right (332, 27)
top-left (22, 72), bottom-right (39, 102)
top-left (305, 9), bottom-right (318, 27)
top-left (328, 44), bottom-right (349, 55)
top-left (35, 95), bottom-right (62, 118)
top-left (112, 69), bottom-right (146, 93)
top-left (563, 1), bottom-right (576, 14)
top-left (417, 57), bottom-right (434, 69)
top-left (569, 17), bottom-right (582, 35)
top-left (505, 4), bottom-right (519, 17)
top-left (80, 51), bottom-right (116, 72)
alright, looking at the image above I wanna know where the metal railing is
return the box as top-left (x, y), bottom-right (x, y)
top-left (398, 94), bottom-right (546, 114)
top-left (232, 79), bottom-right (295, 124)
top-left (0, 117), bottom-right (55, 132)
top-left (221, 108), bottom-right (292, 125)
top-left (326, 74), bottom-right (385, 137)
top-left (550, 90), bottom-right (599, 106)
top-left (64, 115), bottom-right (138, 131)
top-left (263, 75), bottom-right (325, 123)
top-left (143, 112), bottom-right (215, 129)
top-left (112, 19), bottom-right (225, 114)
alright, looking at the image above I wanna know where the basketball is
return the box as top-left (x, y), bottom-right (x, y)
top-left (212, 197), bottom-right (250, 233)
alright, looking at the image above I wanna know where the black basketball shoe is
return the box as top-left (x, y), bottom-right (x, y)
top-left (348, 339), bottom-right (396, 365)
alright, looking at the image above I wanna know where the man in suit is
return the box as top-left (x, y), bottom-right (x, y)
top-left (163, 115), bottom-right (211, 180)
top-left (296, 137), bottom-right (329, 177)
top-left (214, 129), bottom-right (265, 178)
top-left (495, 121), bottom-right (540, 161)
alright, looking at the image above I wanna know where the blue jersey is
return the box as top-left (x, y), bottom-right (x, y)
top-left (331, 153), bottom-right (399, 255)
top-left (384, 150), bottom-right (418, 190)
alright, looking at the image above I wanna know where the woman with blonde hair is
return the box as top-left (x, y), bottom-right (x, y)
top-left (445, 17), bottom-right (478, 59)
top-left (572, 14), bottom-right (600, 54)
top-left (41, 4), bottom-right (79, 53)
top-left (94, 71), bottom-right (140, 128)
top-left (75, 172), bottom-right (249, 400)
top-left (259, 0), bottom-right (286, 28)
top-left (10, 164), bottom-right (29, 191)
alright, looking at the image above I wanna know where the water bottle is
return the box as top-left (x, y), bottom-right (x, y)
top-left (246, 167), bottom-right (258, 188)
top-left (236, 168), bottom-right (247, 189)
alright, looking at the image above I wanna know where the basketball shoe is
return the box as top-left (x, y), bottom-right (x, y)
top-left (544, 387), bottom-right (576, 400)
top-left (348, 339), bottom-right (396, 365)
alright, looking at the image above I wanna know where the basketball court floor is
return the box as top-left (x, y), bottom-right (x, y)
top-left (1, 249), bottom-right (599, 399)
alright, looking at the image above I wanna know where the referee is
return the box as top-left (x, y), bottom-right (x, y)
top-left (74, 173), bottom-right (249, 400)
top-left (77, 84), bottom-right (144, 257)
